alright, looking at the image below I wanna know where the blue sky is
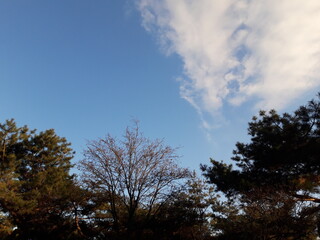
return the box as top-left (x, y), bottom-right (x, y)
top-left (1, 0), bottom-right (319, 172)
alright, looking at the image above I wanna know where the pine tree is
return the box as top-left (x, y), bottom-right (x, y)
top-left (0, 119), bottom-right (75, 239)
top-left (201, 94), bottom-right (320, 239)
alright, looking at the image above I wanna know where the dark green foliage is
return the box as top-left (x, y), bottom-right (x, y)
top-left (0, 119), bottom-right (76, 239)
top-left (202, 93), bottom-right (320, 196)
top-left (211, 188), bottom-right (319, 240)
top-left (236, 105), bottom-right (320, 193)
top-left (202, 94), bottom-right (320, 239)
top-left (148, 175), bottom-right (215, 240)
top-left (3, 93), bottom-right (319, 239)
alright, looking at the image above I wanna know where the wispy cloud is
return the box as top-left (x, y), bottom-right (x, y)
top-left (137, 0), bottom-right (320, 128)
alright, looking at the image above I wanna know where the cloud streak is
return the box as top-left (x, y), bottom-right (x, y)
top-left (138, 0), bottom-right (320, 127)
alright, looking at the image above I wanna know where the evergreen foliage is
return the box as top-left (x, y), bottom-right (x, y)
top-left (0, 119), bottom-right (76, 239)
top-left (202, 93), bottom-right (320, 239)
top-left (1, 93), bottom-right (320, 239)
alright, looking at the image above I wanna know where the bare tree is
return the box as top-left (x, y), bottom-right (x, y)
top-left (79, 122), bottom-right (190, 233)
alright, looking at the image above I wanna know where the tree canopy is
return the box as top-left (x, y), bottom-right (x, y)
top-left (0, 119), bottom-right (76, 239)
top-left (2, 94), bottom-right (320, 239)
top-left (201, 93), bottom-right (320, 239)
top-left (79, 122), bottom-right (193, 239)
top-left (202, 93), bottom-right (320, 197)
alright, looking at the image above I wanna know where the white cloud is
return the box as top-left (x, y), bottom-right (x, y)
top-left (138, 0), bottom-right (320, 126)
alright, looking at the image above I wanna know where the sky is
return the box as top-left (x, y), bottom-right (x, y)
top-left (1, 0), bottom-right (320, 172)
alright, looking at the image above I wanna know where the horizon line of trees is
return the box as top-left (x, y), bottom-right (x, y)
top-left (1, 93), bottom-right (320, 240)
